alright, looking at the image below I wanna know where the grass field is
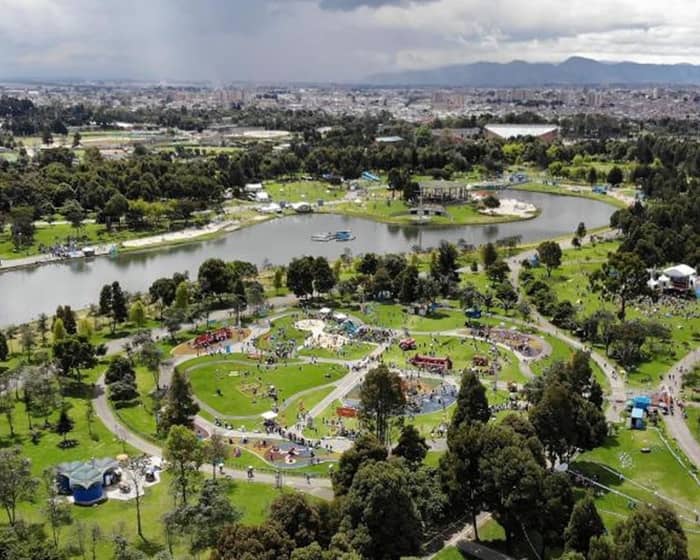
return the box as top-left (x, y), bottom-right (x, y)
top-left (113, 365), bottom-right (159, 440)
top-left (0, 222), bottom-right (165, 260)
top-left (514, 182), bottom-right (628, 209)
top-left (527, 240), bottom-right (700, 386)
top-left (15, 472), bottom-right (286, 558)
top-left (183, 356), bottom-right (346, 417)
top-left (264, 180), bottom-right (347, 203)
top-left (382, 334), bottom-right (527, 384)
top-left (325, 196), bottom-right (528, 226)
top-left (345, 303), bottom-right (467, 332)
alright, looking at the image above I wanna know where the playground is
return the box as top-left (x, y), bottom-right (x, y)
top-left (343, 375), bottom-right (458, 416)
top-left (181, 356), bottom-right (347, 417)
top-left (382, 334), bottom-right (529, 384)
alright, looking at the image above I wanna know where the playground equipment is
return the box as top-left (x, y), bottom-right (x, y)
top-left (193, 327), bottom-right (233, 349)
top-left (399, 338), bottom-right (417, 351)
top-left (408, 355), bottom-right (453, 372)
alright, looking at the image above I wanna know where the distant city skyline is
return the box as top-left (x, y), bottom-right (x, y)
top-left (2, 0), bottom-right (700, 83)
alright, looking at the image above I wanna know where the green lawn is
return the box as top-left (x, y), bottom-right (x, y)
top-left (382, 334), bottom-right (527, 384)
top-left (182, 357), bottom-right (346, 417)
top-left (346, 303), bottom-right (467, 331)
top-left (279, 386), bottom-right (336, 428)
top-left (514, 183), bottom-right (628, 209)
top-left (433, 546), bottom-right (467, 559)
top-left (113, 365), bottom-right (159, 441)
top-left (325, 197), bottom-right (526, 226)
top-left (264, 180), bottom-right (347, 203)
top-left (0, 222), bottom-right (166, 260)
top-left (574, 427), bottom-right (700, 552)
top-left (299, 341), bottom-right (375, 361)
top-left (0, 397), bottom-right (137, 477)
top-left (15, 472), bottom-right (286, 558)
top-left (528, 240), bottom-right (700, 386)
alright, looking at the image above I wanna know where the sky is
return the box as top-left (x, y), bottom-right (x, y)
top-left (1, 0), bottom-right (700, 83)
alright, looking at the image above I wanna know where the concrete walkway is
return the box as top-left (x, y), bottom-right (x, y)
top-left (660, 349), bottom-right (700, 467)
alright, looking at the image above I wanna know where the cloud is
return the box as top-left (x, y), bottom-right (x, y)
top-left (318, 0), bottom-right (436, 10)
top-left (0, 0), bottom-right (699, 81)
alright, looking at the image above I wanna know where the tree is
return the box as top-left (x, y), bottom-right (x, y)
top-left (149, 277), bottom-right (177, 317)
top-left (202, 431), bottom-right (228, 479)
top-left (42, 468), bottom-right (72, 548)
top-left (481, 242), bottom-right (498, 268)
top-left (198, 258), bottom-right (232, 301)
top-left (164, 425), bottom-right (203, 507)
top-left (358, 253), bottom-right (379, 275)
top-left (0, 383), bottom-right (15, 438)
top-left (0, 447), bottom-right (37, 525)
top-left (0, 332), bottom-right (7, 361)
top-left (138, 340), bottom-right (163, 390)
top-left (72, 131), bottom-right (81, 148)
top-left (392, 424), bottom-right (429, 465)
top-left (273, 267), bottom-right (285, 295)
top-left (591, 251), bottom-right (649, 319)
top-left (37, 313), bottom-right (49, 346)
top-left (52, 318), bottom-right (66, 342)
top-left (398, 265), bottom-right (419, 303)
top-left (485, 260), bottom-right (509, 284)
top-left (53, 336), bottom-right (97, 382)
top-left (129, 301), bottom-right (147, 329)
top-left (162, 307), bottom-right (186, 342)
top-left (23, 366), bottom-right (60, 427)
top-left (450, 370), bottom-right (490, 435)
top-left (55, 407), bottom-right (74, 444)
top-left (441, 422), bottom-right (487, 540)
top-left (313, 256), bottom-right (335, 294)
top-left (341, 461), bottom-right (422, 560)
top-left (537, 241), bottom-right (562, 277)
top-left (586, 167), bottom-right (597, 185)
top-left (103, 193), bottom-right (129, 230)
top-left (174, 281), bottom-right (190, 310)
top-left (332, 433), bottom-right (388, 496)
top-left (613, 503), bottom-right (688, 560)
top-left (495, 281), bottom-right (518, 314)
top-left (160, 370), bottom-right (199, 434)
top-left (564, 494), bottom-right (605, 556)
top-left (606, 165), bottom-right (624, 186)
top-left (286, 256), bottom-right (315, 299)
top-left (213, 522), bottom-right (294, 560)
top-left (431, 241), bottom-right (459, 285)
top-left (120, 456), bottom-right (151, 541)
top-left (576, 221), bottom-right (587, 240)
top-left (268, 493), bottom-right (321, 548)
top-left (19, 325), bottom-right (34, 361)
top-left (111, 281), bottom-right (128, 328)
top-left (168, 478), bottom-right (242, 553)
top-left (358, 364), bottom-right (405, 445)
top-left (62, 200), bottom-right (84, 233)
top-left (10, 206), bottom-right (35, 250)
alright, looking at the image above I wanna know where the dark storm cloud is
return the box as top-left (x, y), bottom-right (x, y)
top-left (0, 0), bottom-right (696, 82)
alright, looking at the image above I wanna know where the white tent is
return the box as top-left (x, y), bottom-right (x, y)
top-left (664, 264), bottom-right (697, 278)
top-left (260, 411), bottom-right (278, 421)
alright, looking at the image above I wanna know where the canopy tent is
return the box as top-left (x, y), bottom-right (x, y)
top-left (663, 264), bottom-right (697, 278)
top-left (260, 411), bottom-right (278, 421)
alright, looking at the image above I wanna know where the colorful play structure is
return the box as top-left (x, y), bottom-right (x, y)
top-left (193, 327), bottom-right (233, 349)
top-left (408, 354), bottom-right (453, 372)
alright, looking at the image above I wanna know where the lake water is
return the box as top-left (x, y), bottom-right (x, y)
top-left (0, 191), bottom-right (615, 326)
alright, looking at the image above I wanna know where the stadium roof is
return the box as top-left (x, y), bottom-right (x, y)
top-left (485, 124), bottom-right (559, 139)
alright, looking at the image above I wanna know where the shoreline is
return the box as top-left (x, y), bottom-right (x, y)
top-left (0, 186), bottom-right (622, 274)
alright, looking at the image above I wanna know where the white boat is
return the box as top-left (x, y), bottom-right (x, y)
top-left (311, 232), bottom-right (335, 242)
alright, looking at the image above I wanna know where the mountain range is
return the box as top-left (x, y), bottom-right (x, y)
top-left (366, 57), bottom-right (700, 87)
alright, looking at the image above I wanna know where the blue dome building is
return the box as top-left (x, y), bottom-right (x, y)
top-left (56, 458), bottom-right (120, 506)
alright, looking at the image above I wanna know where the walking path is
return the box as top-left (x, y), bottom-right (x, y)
top-left (660, 349), bottom-right (700, 467)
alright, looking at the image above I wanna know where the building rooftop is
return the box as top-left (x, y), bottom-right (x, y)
top-left (485, 124), bottom-right (559, 139)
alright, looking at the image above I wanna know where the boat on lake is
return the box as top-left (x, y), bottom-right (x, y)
top-left (311, 232), bottom-right (335, 242)
top-left (335, 230), bottom-right (355, 241)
